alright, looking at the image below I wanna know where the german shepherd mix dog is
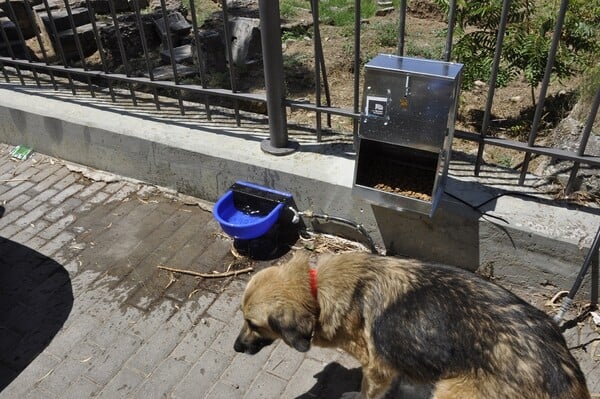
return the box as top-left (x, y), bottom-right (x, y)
top-left (234, 252), bottom-right (590, 399)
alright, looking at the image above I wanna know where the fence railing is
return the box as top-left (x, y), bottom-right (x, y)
top-left (0, 0), bottom-right (598, 194)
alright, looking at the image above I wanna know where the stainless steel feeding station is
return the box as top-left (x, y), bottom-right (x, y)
top-left (352, 54), bottom-right (463, 216)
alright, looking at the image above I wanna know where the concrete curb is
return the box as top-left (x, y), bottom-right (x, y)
top-left (1, 85), bottom-right (598, 297)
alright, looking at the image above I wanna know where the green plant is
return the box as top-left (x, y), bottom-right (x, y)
top-left (318, 0), bottom-right (377, 26)
top-left (405, 41), bottom-right (444, 60)
top-left (280, 0), bottom-right (307, 19)
top-left (507, 121), bottom-right (530, 138)
top-left (433, 0), bottom-right (600, 105)
top-left (374, 21), bottom-right (399, 47)
top-left (208, 71), bottom-right (229, 89)
top-left (281, 29), bottom-right (308, 42)
top-left (580, 64), bottom-right (600, 104)
top-left (496, 154), bottom-right (514, 168)
top-left (182, 0), bottom-right (220, 27)
top-left (283, 53), bottom-right (310, 71)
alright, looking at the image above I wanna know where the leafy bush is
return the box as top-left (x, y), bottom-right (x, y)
top-left (433, 0), bottom-right (600, 102)
top-left (374, 21), bottom-right (399, 47)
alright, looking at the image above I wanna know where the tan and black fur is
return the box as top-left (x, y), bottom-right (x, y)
top-left (234, 252), bottom-right (590, 399)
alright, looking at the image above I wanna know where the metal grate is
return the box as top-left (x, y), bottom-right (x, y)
top-left (0, 0), bottom-right (598, 193)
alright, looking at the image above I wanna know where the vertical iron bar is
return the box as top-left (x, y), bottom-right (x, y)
top-left (0, 13), bottom-right (25, 84)
top-left (62, 0), bottom-right (95, 96)
top-left (397, 0), bottom-right (406, 56)
top-left (187, 0), bottom-right (211, 120)
top-left (4, 0), bottom-right (41, 86)
top-left (564, 87), bottom-right (600, 194)
top-left (41, 0), bottom-right (76, 94)
top-left (353, 0), bottom-right (361, 144)
top-left (555, 225), bottom-right (600, 322)
top-left (85, 0), bottom-right (116, 102)
top-left (475, 0), bottom-right (511, 175)
top-left (519, 0), bottom-right (569, 184)
top-left (107, 0), bottom-right (137, 105)
top-left (311, 0), bottom-right (322, 141)
top-left (592, 248), bottom-right (599, 309)
top-left (0, 61), bottom-right (9, 82)
top-left (158, 0), bottom-right (185, 115)
top-left (23, 0), bottom-right (57, 89)
top-left (221, 0), bottom-right (240, 125)
top-left (568, 228), bottom-right (600, 308)
top-left (443, 0), bottom-right (457, 61)
top-left (132, 0), bottom-right (160, 110)
top-left (258, 0), bottom-right (294, 154)
top-left (313, 4), bottom-right (332, 129)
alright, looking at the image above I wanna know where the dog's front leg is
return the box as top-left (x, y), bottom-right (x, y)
top-left (344, 365), bottom-right (392, 399)
top-left (339, 365), bottom-right (393, 399)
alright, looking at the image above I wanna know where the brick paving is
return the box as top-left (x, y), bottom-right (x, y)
top-left (1, 143), bottom-right (598, 398)
top-left (0, 144), bottom-right (360, 399)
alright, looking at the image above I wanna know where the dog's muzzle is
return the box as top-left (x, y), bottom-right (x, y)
top-left (234, 335), bottom-right (274, 354)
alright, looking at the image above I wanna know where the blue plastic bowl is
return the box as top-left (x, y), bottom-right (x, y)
top-left (214, 190), bottom-right (286, 240)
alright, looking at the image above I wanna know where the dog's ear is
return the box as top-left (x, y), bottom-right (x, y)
top-left (268, 308), bottom-right (315, 352)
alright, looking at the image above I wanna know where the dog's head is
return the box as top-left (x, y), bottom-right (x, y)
top-left (234, 253), bottom-right (318, 355)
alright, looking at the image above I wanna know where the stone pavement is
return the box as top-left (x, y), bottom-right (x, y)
top-left (0, 143), bottom-right (362, 399)
top-left (0, 142), bottom-right (598, 399)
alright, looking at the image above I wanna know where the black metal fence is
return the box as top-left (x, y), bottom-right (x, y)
top-left (0, 0), bottom-right (598, 193)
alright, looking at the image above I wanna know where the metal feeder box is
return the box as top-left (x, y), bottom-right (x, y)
top-left (353, 54), bottom-right (463, 216)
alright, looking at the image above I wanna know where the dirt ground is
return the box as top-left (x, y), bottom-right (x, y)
top-left (275, 1), bottom-right (586, 167)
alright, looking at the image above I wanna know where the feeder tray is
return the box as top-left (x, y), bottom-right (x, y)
top-left (213, 181), bottom-right (293, 240)
top-left (352, 54), bottom-right (463, 216)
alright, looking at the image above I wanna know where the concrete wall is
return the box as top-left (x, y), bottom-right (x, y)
top-left (0, 86), bottom-right (598, 298)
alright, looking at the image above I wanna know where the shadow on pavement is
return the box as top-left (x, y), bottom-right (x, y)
top-left (0, 237), bottom-right (73, 391)
top-left (296, 362), bottom-right (362, 399)
top-left (296, 362), bottom-right (434, 399)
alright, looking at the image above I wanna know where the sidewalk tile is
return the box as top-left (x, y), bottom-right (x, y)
top-left (172, 349), bottom-right (232, 399)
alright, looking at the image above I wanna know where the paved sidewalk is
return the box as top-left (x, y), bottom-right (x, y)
top-left (0, 143), bottom-right (361, 399)
top-left (1, 143), bottom-right (598, 398)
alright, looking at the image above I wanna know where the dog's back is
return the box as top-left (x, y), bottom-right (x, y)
top-left (316, 253), bottom-right (590, 399)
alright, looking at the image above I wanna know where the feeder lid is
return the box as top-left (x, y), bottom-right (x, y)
top-left (366, 54), bottom-right (463, 80)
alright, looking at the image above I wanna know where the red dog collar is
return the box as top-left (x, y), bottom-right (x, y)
top-left (309, 268), bottom-right (318, 300)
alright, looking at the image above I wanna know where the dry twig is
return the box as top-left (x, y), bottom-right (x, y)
top-left (157, 265), bottom-right (253, 278)
top-left (164, 272), bottom-right (177, 289)
top-left (546, 290), bottom-right (569, 307)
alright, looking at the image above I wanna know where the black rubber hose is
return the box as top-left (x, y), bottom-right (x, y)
top-left (298, 210), bottom-right (379, 254)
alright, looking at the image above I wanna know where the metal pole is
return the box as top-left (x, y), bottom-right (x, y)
top-left (4, 0), bottom-right (40, 86)
top-left (311, 0), bottom-right (322, 141)
top-left (592, 252), bottom-right (598, 309)
top-left (564, 87), bottom-right (600, 194)
top-left (221, 0), bottom-right (240, 125)
top-left (133, 0), bottom-right (161, 110)
top-left (554, 225), bottom-right (600, 323)
top-left (519, 0), bottom-right (569, 184)
top-left (258, 0), bottom-right (297, 155)
top-left (188, 0), bottom-right (211, 120)
top-left (85, 0), bottom-right (116, 102)
top-left (443, 0), bottom-right (457, 61)
top-left (352, 0), bottom-right (361, 146)
top-left (0, 9), bottom-right (25, 84)
top-left (108, 0), bottom-right (137, 105)
top-left (397, 0), bottom-right (406, 56)
top-left (23, 0), bottom-right (57, 89)
top-left (475, 0), bottom-right (511, 175)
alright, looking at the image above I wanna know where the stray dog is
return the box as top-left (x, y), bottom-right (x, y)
top-left (234, 252), bottom-right (590, 399)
